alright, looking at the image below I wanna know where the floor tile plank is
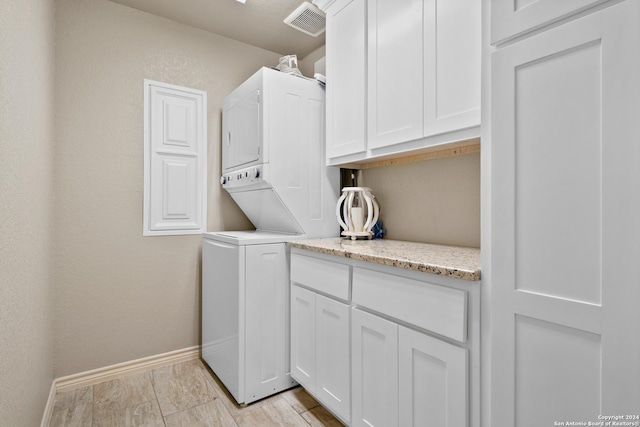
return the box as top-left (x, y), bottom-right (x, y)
top-left (93, 371), bottom-right (156, 411)
top-left (152, 359), bottom-right (218, 416)
top-left (280, 387), bottom-right (320, 414)
top-left (92, 399), bottom-right (165, 427)
top-left (233, 395), bottom-right (310, 427)
top-left (49, 385), bottom-right (94, 427)
top-left (301, 405), bottom-right (346, 427)
top-left (164, 398), bottom-right (238, 427)
top-left (49, 403), bottom-right (92, 427)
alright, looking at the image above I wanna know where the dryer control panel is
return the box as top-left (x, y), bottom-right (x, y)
top-left (220, 165), bottom-right (267, 190)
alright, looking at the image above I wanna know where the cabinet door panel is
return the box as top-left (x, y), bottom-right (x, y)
top-left (325, 0), bottom-right (367, 159)
top-left (315, 294), bottom-right (351, 423)
top-left (491, 2), bottom-right (640, 425)
top-left (290, 285), bottom-right (316, 391)
top-left (399, 326), bottom-right (468, 427)
top-left (491, 0), bottom-right (609, 44)
top-left (351, 308), bottom-right (398, 427)
top-left (424, 0), bottom-right (480, 136)
top-left (367, 0), bottom-right (423, 149)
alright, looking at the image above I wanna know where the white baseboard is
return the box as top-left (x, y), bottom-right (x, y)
top-left (56, 345), bottom-right (201, 392)
top-left (41, 346), bottom-right (201, 426)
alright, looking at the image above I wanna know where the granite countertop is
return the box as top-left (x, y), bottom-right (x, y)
top-left (288, 238), bottom-right (481, 281)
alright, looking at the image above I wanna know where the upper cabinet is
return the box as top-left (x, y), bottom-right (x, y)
top-left (367, 0), bottom-right (423, 150)
top-left (319, 0), bottom-right (480, 166)
top-left (324, 0), bottom-right (367, 159)
top-left (491, 0), bottom-right (610, 45)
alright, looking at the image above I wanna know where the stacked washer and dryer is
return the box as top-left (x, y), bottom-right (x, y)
top-left (201, 67), bottom-right (339, 404)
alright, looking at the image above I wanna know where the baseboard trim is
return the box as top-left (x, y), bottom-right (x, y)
top-left (55, 345), bottom-right (201, 393)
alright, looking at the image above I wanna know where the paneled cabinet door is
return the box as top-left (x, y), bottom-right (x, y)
top-left (424, 0), bottom-right (480, 137)
top-left (290, 285), bottom-right (316, 391)
top-left (325, 0), bottom-right (367, 159)
top-left (351, 308), bottom-right (398, 427)
top-left (367, 0), bottom-right (423, 149)
top-left (491, 2), bottom-right (640, 426)
top-left (315, 294), bottom-right (351, 423)
top-left (491, 0), bottom-right (609, 44)
top-left (398, 326), bottom-right (469, 427)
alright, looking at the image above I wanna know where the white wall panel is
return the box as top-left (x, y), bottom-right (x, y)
top-left (144, 80), bottom-right (207, 235)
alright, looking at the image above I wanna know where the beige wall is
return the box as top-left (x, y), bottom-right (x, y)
top-left (0, 0), bottom-right (56, 424)
top-left (361, 152), bottom-right (481, 248)
top-left (299, 45), bottom-right (326, 78)
top-left (54, 0), bottom-right (281, 377)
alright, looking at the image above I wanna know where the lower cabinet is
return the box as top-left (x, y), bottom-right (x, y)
top-left (291, 284), bottom-right (351, 424)
top-left (290, 248), bottom-right (479, 427)
top-left (351, 308), bottom-right (469, 427)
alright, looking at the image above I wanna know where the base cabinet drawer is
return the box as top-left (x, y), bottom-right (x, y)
top-left (291, 284), bottom-right (351, 424)
top-left (353, 267), bottom-right (467, 342)
top-left (291, 252), bottom-right (350, 300)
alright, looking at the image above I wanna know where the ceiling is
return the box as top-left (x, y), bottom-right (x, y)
top-left (108, 0), bottom-right (326, 58)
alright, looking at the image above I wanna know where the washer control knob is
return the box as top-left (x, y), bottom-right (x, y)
top-left (220, 176), bottom-right (226, 185)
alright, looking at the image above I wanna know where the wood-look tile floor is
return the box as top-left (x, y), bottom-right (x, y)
top-left (49, 358), bottom-right (343, 427)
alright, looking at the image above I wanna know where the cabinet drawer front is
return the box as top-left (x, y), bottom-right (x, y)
top-left (352, 267), bottom-right (467, 342)
top-left (291, 253), bottom-right (350, 300)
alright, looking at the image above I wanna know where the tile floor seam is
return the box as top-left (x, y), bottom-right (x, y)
top-left (149, 369), bottom-right (168, 426)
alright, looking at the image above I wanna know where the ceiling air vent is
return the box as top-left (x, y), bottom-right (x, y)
top-left (284, 2), bottom-right (326, 37)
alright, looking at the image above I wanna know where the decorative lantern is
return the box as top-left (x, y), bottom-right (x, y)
top-left (336, 187), bottom-right (380, 240)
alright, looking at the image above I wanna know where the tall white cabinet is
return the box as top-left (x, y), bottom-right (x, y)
top-left (489, 1), bottom-right (640, 425)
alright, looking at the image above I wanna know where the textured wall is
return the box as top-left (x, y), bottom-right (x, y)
top-left (54, 0), bottom-right (281, 377)
top-left (361, 152), bottom-right (481, 248)
top-left (0, 0), bottom-right (56, 424)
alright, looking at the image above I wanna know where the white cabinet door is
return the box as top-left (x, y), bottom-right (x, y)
top-left (290, 285), bottom-right (316, 391)
top-left (315, 294), bottom-right (351, 423)
top-left (491, 0), bottom-right (609, 44)
top-left (325, 0), bottom-right (367, 159)
top-left (491, 2), bottom-right (640, 425)
top-left (424, 0), bottom-right (480, 137)
top-left (351, 308), bottom-right (398, 427)
top-left (367, 0), bottom-right (423, 149)
top-left (399, 326), bottom-right (469, 427)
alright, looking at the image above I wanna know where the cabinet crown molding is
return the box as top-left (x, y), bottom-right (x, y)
top-left (312, 0), bottom-right (336, 12)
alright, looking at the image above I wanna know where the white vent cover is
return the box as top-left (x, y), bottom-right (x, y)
top-left (284, 2), bottom-right (326, 37)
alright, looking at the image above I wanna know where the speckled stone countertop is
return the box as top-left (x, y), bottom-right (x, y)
top-left (288, 238), bottom-right (481, 281)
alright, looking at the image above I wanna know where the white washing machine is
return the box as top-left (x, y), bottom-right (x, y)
top-left (202, 231), bottom-right (300, 404)
top-left (202, 68), bottom-right (339, 404)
